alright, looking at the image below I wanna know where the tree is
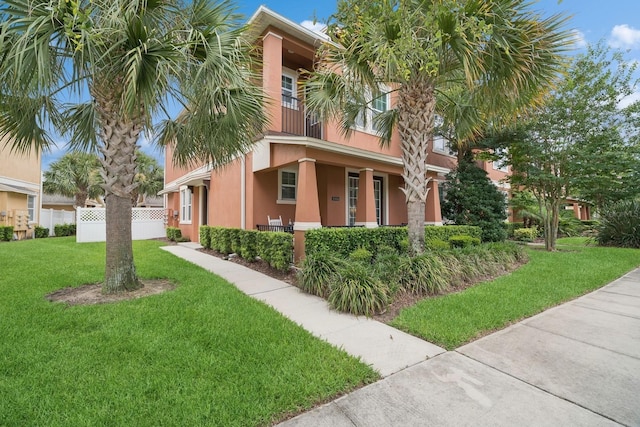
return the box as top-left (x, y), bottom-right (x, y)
top-left (131, 151), bottom-right (164, 206)
top-left (501, 43), bottom-right (640, 250)
top-left (305, 0), bottom-right (571, 255)
top-left (0, 0), bottom-right (266, 293)
top-left (441, 152), bottom-right (508, 242)
top-left (43, 151), bottom-right (103, 208)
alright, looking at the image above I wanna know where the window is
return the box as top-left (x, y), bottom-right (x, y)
top-left (433, 135), bottom-right (455, 155)
top-left (355, 88), bottom-right (389, 134)
top-left (373, 176), bottom-right (384, 225)
top-left (281, 70), bottom-right (297, 109)
top-left (27, 195), bottom-right (35, 222)
top-left (180, 186), bottom-right (192, 223)
top-left (493, 148), bottom-right (509, 172)
top-left (347, 172), bottom-right (384, 225)
top-left (279, 169), bottom-right (297, 202)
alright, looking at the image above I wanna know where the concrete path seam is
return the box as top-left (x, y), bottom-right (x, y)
top-left (573, 301), bottom-right (640, 320)
top-left (453, 350), bottom-right (626, 426)
top-left (599, 290), bottom-right (640, 299)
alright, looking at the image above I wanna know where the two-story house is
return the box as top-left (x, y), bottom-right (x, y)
top-left (0, 141), bottom-right (41, 239)
top-left (160, 6), bottom-right (509, 258)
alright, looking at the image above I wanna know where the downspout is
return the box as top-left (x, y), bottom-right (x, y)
top-left (241, 156), bottom-right (246, 229)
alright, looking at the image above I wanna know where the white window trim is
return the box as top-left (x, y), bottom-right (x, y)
top-left (433, 135), bottom-right (456, 157)
top-left (344, 169), bottom-right (388, 226)
top-left (179, 185), bottom-right (192, 224)
top-left (354, 86), bottom-right (390, 135)
top-left (27, 195), bottom-right (36, 223)
top-left (281, 68), bottom-right (298, 110)
top-left (277, 168), bottom-right (298, 204)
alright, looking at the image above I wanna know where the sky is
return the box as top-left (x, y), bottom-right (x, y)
top-left (41, 0), bottom-right (640, 169)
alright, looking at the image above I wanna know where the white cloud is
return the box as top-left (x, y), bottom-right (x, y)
top-left (618, 90), bottom-right (640, 109)
top-left (571, 29), bottom-right (587, 49)
top-left (300, 20), bottom-right (329, 39)
top-left (609, 24), bottom-right (640, 49)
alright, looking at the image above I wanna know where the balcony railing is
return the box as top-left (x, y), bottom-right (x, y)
top-left (256, 224), bottom-right (294, 234)
top-left (281, 94), bottom-right (323, 139)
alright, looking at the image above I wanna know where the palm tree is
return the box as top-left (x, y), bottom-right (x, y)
top-left (0, 0), bottom-right (266, 293)
top-left (305, 0), bottom-right (572, 255)
top-left (43, 151), bottom-right (103, 208)
top-left (131, 151), bottom-right (164, 206)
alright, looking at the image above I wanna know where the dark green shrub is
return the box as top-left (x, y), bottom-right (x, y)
top-left (208, 227), bottom-right (225, 252)
top-left (373, 251), bottom-right (403, 295)
top-left (165, 226), bottom-right (181, 241)
top-left (229, 228), bottom-right (242, 254)
top-left (349, 247), bottom-right (373, 264)
top-left (398, 253), bottom-right (449, 295)
top-left (298, 252), bottom-right (347, 297)
top-left (449, 235), bottom-right (481, 248)
top-left (34, 226), bottom-right (49, 238)
top-left (240, 230), bottom-right (259, 260)
top-left (328, 262), bottom-right (388, 317)
top-left (55, 223), bottom-right (76, 237)
top-left (558, 212), bottom-right (585, 237)
top-left (513, 227), bottom-right (538, 242)
top-left (255, 231), bottom-right (293, 271)
top-left (199, 226), bottom-right (211, 249)
top-left (218, 228), bottom-right (233, 254)
top-left (596, 200), bottom-right (640, 248)
top-left (0, 226), bottom-right (14, 241)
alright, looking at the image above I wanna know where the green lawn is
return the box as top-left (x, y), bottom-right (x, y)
top-left (391, 244), bottom-right (640, 350)
top-left (0, 237), bottom-right (377, 427)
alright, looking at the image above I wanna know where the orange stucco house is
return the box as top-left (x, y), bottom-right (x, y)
top-left (160, 6), bottom-right (511, 258)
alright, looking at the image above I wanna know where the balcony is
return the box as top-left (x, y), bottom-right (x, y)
top-left (281, 94), bottom-right (323, 139)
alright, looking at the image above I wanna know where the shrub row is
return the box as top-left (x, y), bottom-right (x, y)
top-left (0, 226), bottom-right (14, 241)
top-left (298, 241), bottom-right (527, 316)
top-left (305, 225), bottom-right (482, 258)
top-left (54, 223), bottom-right (76, 237)
top-left (35, 226), bottom-right (49, 238)
top-left (200, 226), bottom-right (294, 271)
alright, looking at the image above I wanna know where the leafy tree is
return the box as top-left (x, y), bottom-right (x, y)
top-left (131, 151), bottom-right (164, 206)
top-left (43, 151), bottom-right (103, 208)
top-left (501, 43), bottom-right (640, 251)
top-left (305, 0), bottom-right (571, 255)
top-left (0, 0), bottom-right (266, 293)
top-left (441, 153), bottom-right (508, 242)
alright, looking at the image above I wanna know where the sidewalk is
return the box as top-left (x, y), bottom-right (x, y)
top-left (162, 243), bottom-right (640, 426)
top-left (161, 243), bottom-right (445, 377)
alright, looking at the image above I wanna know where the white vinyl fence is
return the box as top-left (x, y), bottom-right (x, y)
top-left (40, 208), bottom-right (76, 236)
top-left (76, 207), bottom-right (166, 243)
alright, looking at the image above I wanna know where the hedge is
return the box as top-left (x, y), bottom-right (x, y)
top-left (305, 225), bottom-right (482, 258)
top-left (202, 226), bottom-right (293, 271)
top-left (0, 226), bottom-right (14, 241)
top-left (513, 227), bottom-right (538, 242)
top-left (166, 227), bottom-right (182, 241)
top-left (54, 223), bottom-right (76, 237)
top-left (34, 226), bottom-right (49, 238)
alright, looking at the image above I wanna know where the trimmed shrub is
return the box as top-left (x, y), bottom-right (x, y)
top-left (166, 227), bottom-right (181, 241)
top-left (596, 200), bottom-right (640, 248)
top-left (506, 222), bottom-right (526, 238)
top-left (55, 223), bottom-right (76, 237)
top-left (328, 262), bottom-right (388, 317)
top-left (199, 226), bottom-right (211, 249)
top-left (229, 228), bottom-right (242, 254)
top-left (513, 227), bottom-right (538, 242)
top-left (298, 252), bottom-right (347, 297)
top-left (349, 247), bottom-right (373, 264)
top-left (449, 235), bottom-right (481, 248)
top-left (425, 238), bottom-right (450, 251)
top-left (240, 230), bottom-right (259, 260)
top-left (256, 231), bottom-right (293, 271)
top-left (398, 253), bottom-right (449, 295)
top-left (34, 226), bottom-right (49, 238)
top-left (0, 226), bottom-right (14, 241)
top-left (218, 228), bottom-right (233, 254)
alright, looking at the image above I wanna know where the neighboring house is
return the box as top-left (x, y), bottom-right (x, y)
top-left (41, 194), bottom-right (103, 211)
top-left (161, 7), bottom-right (504, 258)
top-left (0, 142), bottom-right (41, 239)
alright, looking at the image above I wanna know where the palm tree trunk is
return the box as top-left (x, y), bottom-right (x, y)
top-left (397, 76), bottom-right (435, 256)
top-left (95, 92), bottom-right (143, 293)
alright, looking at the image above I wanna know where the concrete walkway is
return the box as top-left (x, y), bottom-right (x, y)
top-left (162, 244), bottom-right (640, 426)
top-left (161, 243), bottom-right (445, 377)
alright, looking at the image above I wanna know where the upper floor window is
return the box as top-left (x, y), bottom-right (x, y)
top-left (180, 186), bottom-right (192, 224)
top-left (355, 88), bottom-right (389, 135)
top-left (281, 69), bottom-right (297, 109)
top-left (433, 135), bottom-right (455, 156)
top-left (278, 169), bottom-right (297, 203)
top-left (493, 148), bottom-right (509, 172)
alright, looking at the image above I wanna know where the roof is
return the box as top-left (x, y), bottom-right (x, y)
top-left (0, 183), bottom-right (37, 196)
top-left (246, 6), bottom-right (333, 47)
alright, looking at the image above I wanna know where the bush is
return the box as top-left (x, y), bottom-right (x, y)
top-left (256, 231), bottom-right (293, 271)
top-left (328, 262), bottom-right (388, 317)
top-left (349, 247), bottom-right (373, 264)
top-left (506, 222), bottom-right (525, 238)
top-left (229, 228), bottom-right (242, 254)
top-left (298, 252), bottom-right (347, 298)
top-left (425, 238), bottom-right (450, 251)
top-left (199, 226), bottom-right (211, 249)
top-left (240, 230), bottom-right (259, 261)
top-left (513, 227), bottom-right (538, 242)
top-left (166, 227), bottom-right (182, 241)
top-left (54, 223), bottom-right (76, 237)
top-left (34, 226), bottom-right (49, 238)
top-left (596, 200), bottom-right (640, 248)
top-left (449, 235), bottom-right (481, 248)
top-left (398, 253), bottom-right (449, 295)
top-left (0, 226), bottom-right (14, 241)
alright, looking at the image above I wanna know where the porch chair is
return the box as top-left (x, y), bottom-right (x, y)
top-left (267, 215), bottom-right (283, 226)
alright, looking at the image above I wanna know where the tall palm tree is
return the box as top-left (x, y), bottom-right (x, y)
top-left (131, 151), bottom-right (164, 206)
top-left (0, 0), bottom-right (266, 293)
top-left (305, 0), bottom-right (572, 255)
top-left (43, 151), bottom-right (103, 208)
